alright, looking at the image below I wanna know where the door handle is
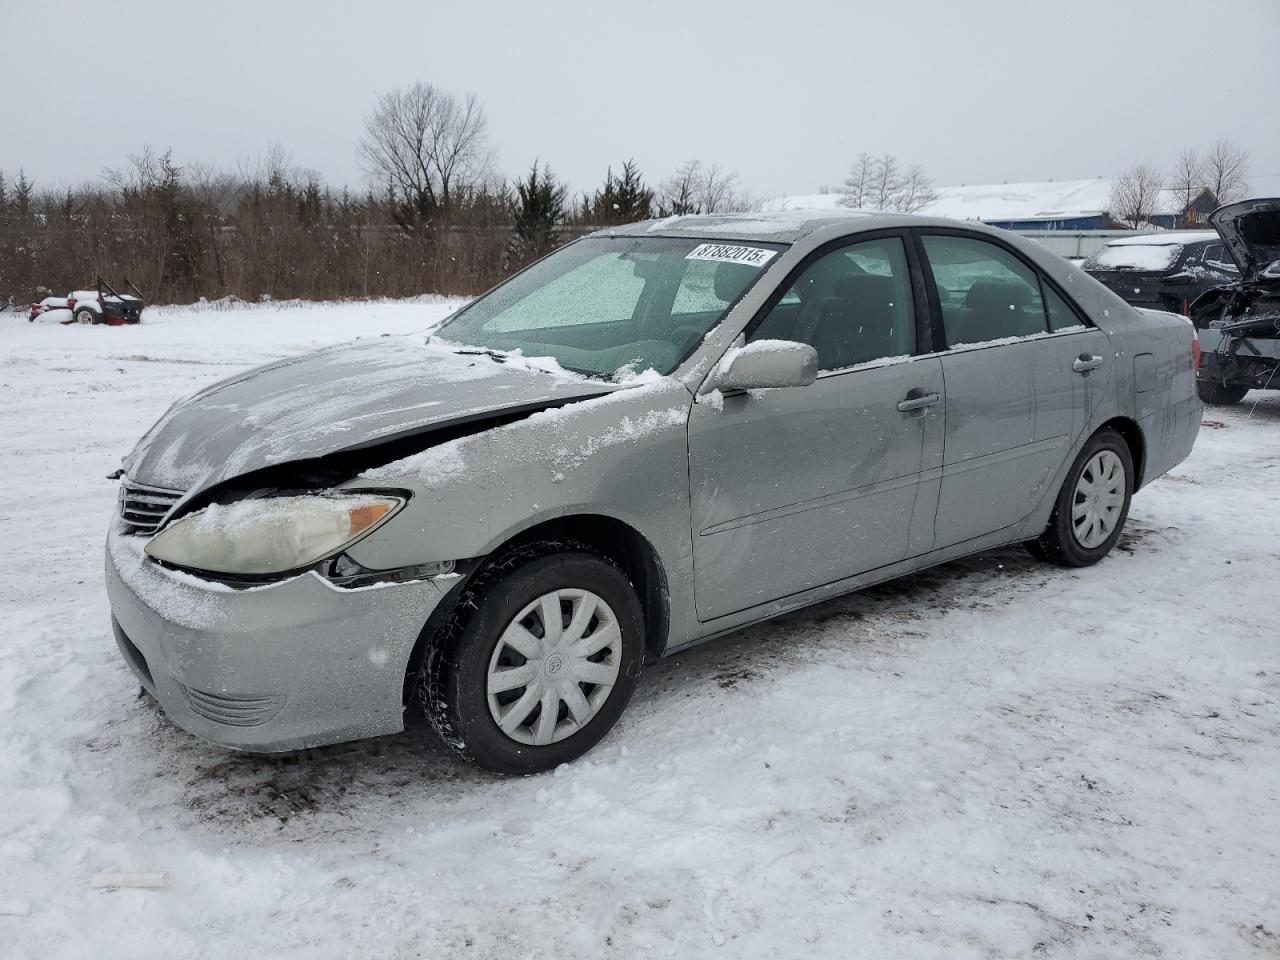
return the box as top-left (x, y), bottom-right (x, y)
top-left (896, 391), bottom-right (941, 413)
top-left (1072, 354), bottom-right (1104, 373)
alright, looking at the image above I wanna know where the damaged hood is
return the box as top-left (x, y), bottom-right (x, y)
top-left (124, 335), bottom-right (614, 493)
top-left (1211, 198), bottom-right (1280, 281)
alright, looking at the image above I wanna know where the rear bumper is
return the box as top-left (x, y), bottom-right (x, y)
top-left (105, 525), bottom-right (448, 752)
top-left (1139, 393), bottom-right (1201, 487)
top-left (1197, 336), bottom-right (1280, 389)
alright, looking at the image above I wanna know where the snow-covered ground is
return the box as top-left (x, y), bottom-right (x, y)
top-left (2, 300), bottom-right (1278, 958)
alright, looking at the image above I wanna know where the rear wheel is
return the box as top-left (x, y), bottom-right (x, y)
top-left (1196, 380), bottom-right (1249, 405)
top-left (420, 540), bottom-right (644, 774)
top-left (74, 308), bottom-right (96, 325)
top-left (1027, 428), bottom-right (1133, 567)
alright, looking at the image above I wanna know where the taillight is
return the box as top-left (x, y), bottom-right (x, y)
top-left (30, 303), bottom-right (40, 312)
top-left (67, 298), bottom-right (77, 310)
top-left (1191, 330), bottom-right (1201, 372)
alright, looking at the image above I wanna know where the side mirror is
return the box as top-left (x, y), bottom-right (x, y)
top-left (717, 340), bottom-right (819, 392)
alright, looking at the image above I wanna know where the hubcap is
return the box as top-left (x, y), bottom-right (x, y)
top-left (486, 588), bottom-right (622, 747)
top-left (77, 311), bottom-right (93, 324)
top-left (1071, 449), bottom-right (1125, 549)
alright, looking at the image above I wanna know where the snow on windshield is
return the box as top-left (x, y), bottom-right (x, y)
top-left (1089, 232), bottom-right (1218, 272)
top-left (1091, 242), bottom-right (1184, 272)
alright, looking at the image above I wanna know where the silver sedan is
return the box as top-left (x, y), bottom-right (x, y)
top-left (105, 211), bottom-right (1202, 773)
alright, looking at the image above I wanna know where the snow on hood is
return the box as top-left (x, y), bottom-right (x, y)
top-left (123, 335), bottom-right (615, 494)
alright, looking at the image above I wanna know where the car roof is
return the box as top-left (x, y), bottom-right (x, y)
top-left (591, 209), bottom-right (992, 244)
top-left (1103, 231), bottom-right (1219, 248)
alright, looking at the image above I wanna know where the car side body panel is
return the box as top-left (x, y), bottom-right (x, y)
top-left (324, 218), bottom-right (1201, 655)
top-left (345, 379), bottom-right (707, 652)
top-left (686, 356), bottom-right (945, 621)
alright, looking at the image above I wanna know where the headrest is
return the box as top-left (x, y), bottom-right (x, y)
top-left (713, 262), bottom-right (761, 302)
top-left (965, 279), bottom-right (1031, 312)
top-left (833, 273), bottom-right (895, 305)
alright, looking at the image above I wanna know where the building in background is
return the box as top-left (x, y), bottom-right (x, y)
top-left (762, 179), bottom-right (1220, 231)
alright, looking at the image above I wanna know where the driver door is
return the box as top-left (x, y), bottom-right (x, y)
top-left (686, 233), bottom-right (945, 622)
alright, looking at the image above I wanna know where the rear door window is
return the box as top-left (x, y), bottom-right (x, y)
top-left (1202, 243), bottom-right (1239, 273)
top-left (920, 234), bottom-right (1047, 347)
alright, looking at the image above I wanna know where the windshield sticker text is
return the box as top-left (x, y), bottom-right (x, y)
top-left (685, 244), bottom-right (777, 268)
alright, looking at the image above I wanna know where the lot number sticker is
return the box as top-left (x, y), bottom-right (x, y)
top-left (685, 243), bottom-right (777, 268)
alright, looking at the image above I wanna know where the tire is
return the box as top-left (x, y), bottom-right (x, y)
top-left (74, 308), bottom-right (96, 325)
top-left (1196, 380), bottom-right (1249, 405)
top-left (420, 540), bottom-right (644, 774)
top-left (1027, 428), bottom-right (1134, 567)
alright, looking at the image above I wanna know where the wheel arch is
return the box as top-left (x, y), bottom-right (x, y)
top-left (1096, 416), bottom-right (1146, 488)
top-left (402, 512), bottom-right (670, 705)
top-left (495, 514), bottom-right (670, 660)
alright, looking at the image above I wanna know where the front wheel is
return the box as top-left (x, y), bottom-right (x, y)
top-left (420, 541), bottom-right (644, 774)
top-left (1027, 429), bottom-right (1133, 567)
top-left (1196, 380), bottom-right (1249, 405)
top-left (74, 308), bottom-right (97, 325)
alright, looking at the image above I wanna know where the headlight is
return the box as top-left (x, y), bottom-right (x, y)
top-left (144, 493), bottom-right (404, 575)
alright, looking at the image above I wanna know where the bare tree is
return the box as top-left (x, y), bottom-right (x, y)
top-left (656, 160), bottom-right (747, 215)
top-left (357, 82), bottom-right (490, 222)
top-left (894, 164), bottom-right (939, 213)
top-left (868, 154), bottom-right (902, 211)
top-left (236, 142), bottom-right (292, 189)
top-left (842, 152), bottom-right (875, 208)
top-left (1110, 162), bottom-right (1165, 229)
top-left (700, 162), bottom-right (746, 213)
top-left (657, 159), bottom-right (703, 215)
top-left (1168, 148), bottom-right (1204, 226)
top-left (1204, 139), bottom-right (1249, 204)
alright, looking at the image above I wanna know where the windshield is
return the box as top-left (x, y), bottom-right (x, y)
top-left (435, 236), bottom-right (785, 379)
top-left (1086, 242), bottom-right (1184, 273)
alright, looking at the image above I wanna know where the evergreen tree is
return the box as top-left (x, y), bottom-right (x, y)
top-left (588, 159), bottom-right (653, 225)
top-left (508, 162), bottom-right (566, 267)
top-left (13, 171), bottom-right (33, 219)
top-left (156, 151), bottom-right (202, 295)
top-left (297, 177), bottom-right (324, 227)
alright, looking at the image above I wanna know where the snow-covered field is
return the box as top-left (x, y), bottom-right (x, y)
top-left (2, 299), bottom-right (1278, 959)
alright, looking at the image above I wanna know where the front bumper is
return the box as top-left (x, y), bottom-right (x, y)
top-left (105, 526), bottom-right (450, 751)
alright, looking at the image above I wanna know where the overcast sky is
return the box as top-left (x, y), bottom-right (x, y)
top-left (6, 0), bottom-right (1279, 200)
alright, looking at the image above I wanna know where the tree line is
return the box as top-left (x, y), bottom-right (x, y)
top-left (1109, 140), bottom-right (1250, 229)
top-left (0, 82), bottom-right (750, 308)
top-left (0, 79), bottom-right (1259, 308)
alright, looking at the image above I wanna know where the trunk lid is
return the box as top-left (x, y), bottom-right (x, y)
top-left (1210, 198), bottom-right (1280, 281)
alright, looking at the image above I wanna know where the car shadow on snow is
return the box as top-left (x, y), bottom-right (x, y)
top-left (114, 526), bottom-right (1154, 839)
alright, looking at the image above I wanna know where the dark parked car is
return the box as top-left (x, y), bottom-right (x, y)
top-left (1190, 198), bottom-right (1280, 404)
top-left (1083, 232), bottom-right (1239, 314)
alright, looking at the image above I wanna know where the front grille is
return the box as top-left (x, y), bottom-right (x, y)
top-left (118, 480), bottom-right (183, 535)
top-left (181, 685), bottom-right (285, 727)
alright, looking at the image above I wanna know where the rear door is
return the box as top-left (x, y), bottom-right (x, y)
top-left (916, 231), bottom-right (1111, 548)
top-left (687, 231), bottom-right (944, 621)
